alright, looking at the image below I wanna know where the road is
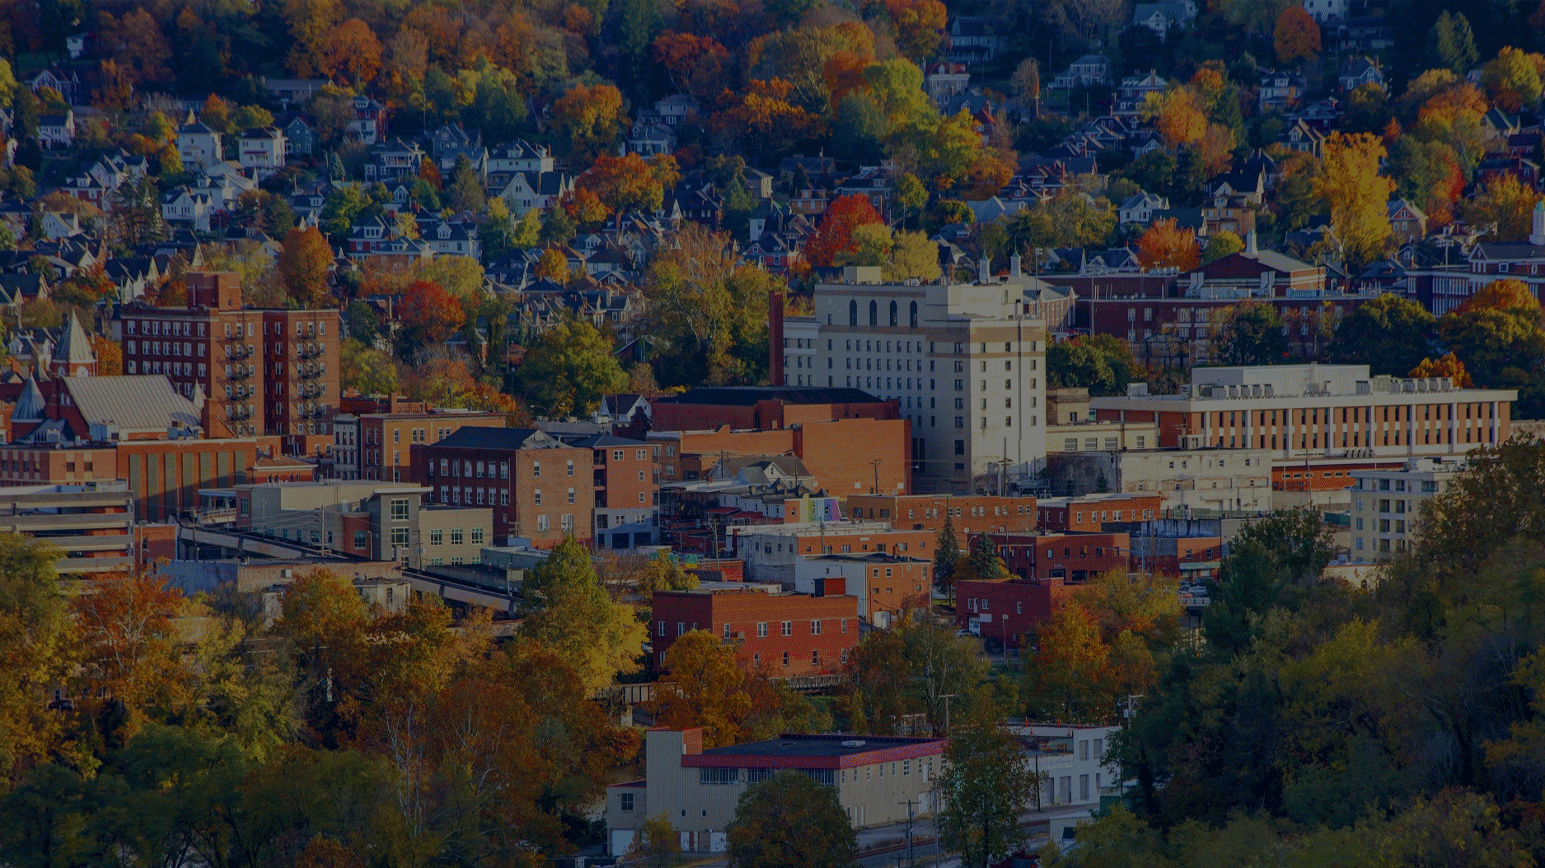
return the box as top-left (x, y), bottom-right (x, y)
top-left (676, 803), bottom-right (1094, 868)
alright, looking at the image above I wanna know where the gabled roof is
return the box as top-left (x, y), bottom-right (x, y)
top-left (55, 312), bottom-right (93, 366)
top-left (63, 375), bottom-right (203, 435)
top-left (11, 376), bottom-right (44, 421)
top-left (431, 427), bottom-right (564, 451)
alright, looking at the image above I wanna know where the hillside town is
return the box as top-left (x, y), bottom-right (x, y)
top-left (0, 0), bottom-right (1543, 866)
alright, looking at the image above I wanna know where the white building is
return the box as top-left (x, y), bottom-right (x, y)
top-left (238, 127), bottom-right (287, 178)
top-left (783, 262), bottom-right (1053, 493)
top-left (177, 121), bottom-right (224, 173)
top-left (1011, 723), bottom-right (1122, 809)
top-left (1349, 457), bottom-right (1464, 562)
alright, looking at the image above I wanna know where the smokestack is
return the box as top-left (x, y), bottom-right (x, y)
top-left (978, 255), bottom-right (990, 284)
top-left (1010, 253), bottom-right (1021, 278)
top-left (1245, 230), bottom-right (1258, 256)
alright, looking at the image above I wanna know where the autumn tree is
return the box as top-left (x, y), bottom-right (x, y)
top-left (805, 194), bottom-right (886, 268)
top-left (341, 338), bottom-right (398, 395)
top-left (1314, 132), bottom-right (1395, 272)
top-left (645, 224), bottom-right (777, 386)
top-left (278, 226), bottom-right (333, 308)
top-left (1273, 5), bottom-right (1321, 65)
top-left (1425, 11), bottom-right (1478, 74)
top-left (520, 537), bottom-right (645, 690)
top-left (0, 535), bottom-right (74, 781)
top-left (396, 280), bottom-right (465, 360)
top-left (516, 315), bottom-right (628, 417)
top-left (649, 629), bottom-right (752, 748)
top-left (550, 83), bottom-right (625, 161)
top-left (73, 570), bottom-right (191, 736)
top-left (881, 0), bottom-right (948, 60)
top-left (1142, 87), bottom-right (1207, 149)
top-left (577, 153), bottom-right (665, 215)
top-left (1409, 352), bottom-right (1472, 386)
top-left (1481, 46), bottom-right (1545, 112)
top-left (1465, 173), bottom-right (1543, 242)
top-left (1202, 230), bottom-right (1244, 264)
top-left (1135, 218), bottom-right (1200, 272)
top-left (535, 248), bottom-right (572, 284)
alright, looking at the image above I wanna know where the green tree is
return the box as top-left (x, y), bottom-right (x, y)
top-left (648, 629), bottom-right (752, 748)
top-left (1328, 294), bottom-right (1435, 376)
top-left (934, 512), bottom-right (963, 597)
top-left (644, 224), bottom-right (776, 387)
top-left (521, 537), bottom-right (645, 690)
top-left (0, 535), bottom-right (73, 783)
top-left (1047, 335), bottom-right (1136, 396)
top-left (885, 231), bottom-right (942, 283)
top-left (725, 771), bottom-right (857, 868)
top-left (1211, 302), bottom-right (1288, 365)
top-left (937, 718), bottom-right (1040, 868)
top-left (1426, 11), bottom-right (1478, 74)
top-left (320, 184), bottom-right (373, 243)
top-left (1201, 230), bottom-right (1244, 264)
top-left (966, 533), bottom-right (1009, 581)
top-left (517, 316), bottom-right (627, 417)
top-left (446, 155), bottom-right (485, 214)
top-left (341, 338), bottom-right (399, 396)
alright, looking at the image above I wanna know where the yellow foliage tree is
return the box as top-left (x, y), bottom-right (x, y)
top-left (1314, 132), bottom-right (1396, 272)
top-left (1409, 352), bottom-right (1473, 386)
top-left (1142, 88), bottom-right (1208, 149)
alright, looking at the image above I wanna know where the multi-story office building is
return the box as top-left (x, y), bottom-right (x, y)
top-left (728, 521), bottom-right (934, 583)
top-left (119, 272), bottom-right (341, 453)
top-left (1090, 364), bottom-right (1515, 459)
top-left (410, 427), bottom-right (595, 548)
top-left (1349, 457), bottom-right (1465, 561)
top-left (776, 263), bottom-right (1053, 493)
top-left (330, 409), bottom-right (506, 481)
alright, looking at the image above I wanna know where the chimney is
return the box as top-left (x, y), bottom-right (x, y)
top-left (1245, 231), bottom-right (1258, 256)
top-left (767, 291), bottom-right (785, 386)
top-left (1010, 253), bottom-right (1022, 278)
top-left (978, 255), bottom-right (990, 284)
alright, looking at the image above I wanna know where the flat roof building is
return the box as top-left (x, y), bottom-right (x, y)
top-left (1349, 457), bottom-right (1465, 563)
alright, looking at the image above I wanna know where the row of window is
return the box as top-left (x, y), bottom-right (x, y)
top-left (655, 618), bottom-right (850, 639)
top-left (126, 319), bottom-right (328, 338)
top-left (426, 527), bottom-right (485, 546)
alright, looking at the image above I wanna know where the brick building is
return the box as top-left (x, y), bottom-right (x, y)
top-left (650, 386), bottom-right (899, 433)
top-left (792, 552), bottom-right (932, 626)
top-left (119, 272), bottom-right (341, 453)
top-left (954, 577), bottom-right (1075, 648)
top-left (728, 521), bottom-right (934, 583)
top-left (651, 417), bottom-right (911, 495)
top-left (651, 584), bottom-right (860, 675)
top-left (569, 433), bottom-right (659, 550)
top-left (985, 531), bottom-right (1131, 581)
top-left (1035, 494), bottom-right (1165, 532)
top-left (331, 409), bottom-right (506, 481)
top-left (845, 494), bottom-right (1037, 539)
top-left (411, 426), bottom-right (594, 548)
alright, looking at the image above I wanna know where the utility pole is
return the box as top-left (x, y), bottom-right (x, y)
top-left (941, 692), bottom-right (956, 736)
top-left (898, 798), bottom-right (916, 868)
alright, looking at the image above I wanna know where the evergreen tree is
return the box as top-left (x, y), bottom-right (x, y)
top-left (968, 533), bottom-right (1009, 581)
top-left (935, 512), bottom-right (963, 593)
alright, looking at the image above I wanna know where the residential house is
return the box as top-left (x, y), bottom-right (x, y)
top-left (1387, 200), bottom-right (1427, 245)
top-left (238, 127), bottom-right (286, 178)
top-left (1131, 0), bottom-right (1196, 37)
top-left (1258, 69), bottom-right (1304, 112)
top-left (263, 79), bottom-right (329, 107)
top-left (177, 121), bottom-right (224, 172)
top-left (835, 167), bottom-right (891, 213)
top-left (27, 68), bottom-right (81, 104)
top-left (347, 96), bottom-right (387, 144)
top-left (1338, 56), bottom-right (1384, 92)
top-left (498, 171), bottom-right (572, 216)
top-left (280, 114), bottom-right (316, 157)
top-left (418, 219), bottom-right (480, 260)
top-left (1334, 17), bottom-right (1394, 52)
top-left (1119, 192), bottom-right (1169, 226)
top-left (39, 111), bottom-right (75, 148)
top-left (1113, 71), bottom-right (1166, 119)
top-left (1051, 55), bottom-right (1111, 90)
top-left (364, 139), bottom-right (425, 183)
top-left (655, 94), bottom-right (701, 126)
top-left (1282, 118), bottom-right (1326, 156)
top-left (946, 16), bottom-right (1005, 63)
top-left (162, 188), bottom-right (217, 232)
top-left (1302, 0), bottom-right (1348, 21)
top-left (487, 140), bottom-right (555, 175)
top-left (924, 62), bottom-right (971, 107)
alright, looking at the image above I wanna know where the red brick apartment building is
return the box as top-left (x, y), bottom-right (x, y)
top-left (1036, 494), bottom-right (1164, 532)
top-left (412, 426), bottom-right (594, 548)
top-left (331, 409), bottom-right (506, 481)
top-left (984, 531), bottom-right (1131, 582)
top-left (845, 494), bottom-right (1037, 539)
top-left (652, 417), bottom-right (910, 495)
top-left (569, 433), bottom-right (660, 550)
top-left (955, 578), bottom-right (1076, 649)
top-left (119, 271), bottom-right (341, 454)
top-left (651, 585), bottom-right (860, 676)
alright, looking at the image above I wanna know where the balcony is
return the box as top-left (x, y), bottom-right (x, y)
top-left (296, 364), bottom-right (322, 380)
top-left (226, 343), bottom-right (253, 360)
top-left (226, 405), bottom-right (254, 421)
top-left (295, 343), bottom-right (323, 360)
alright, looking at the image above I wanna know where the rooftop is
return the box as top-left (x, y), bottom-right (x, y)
top-left (700, 733), bottom-right (943, 759)
top-left (657, 386), bottom-right (884, 407)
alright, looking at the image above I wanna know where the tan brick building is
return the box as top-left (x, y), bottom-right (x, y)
top-left (331, 409), bottom-right (506, 481)
top-left (411, 427), bottom-right (594, 548)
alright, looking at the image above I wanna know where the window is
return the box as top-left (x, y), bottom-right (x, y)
top-left (533, 461), bottom-right (541, 477)
top-left (757, 622), bottom-right (768, 637)
top-left (537, 514), bottom-right (550, 532)
top-left (472, 528), bottom-right (484, 545)
top-left (567, 487), bottom-right (576, 504)
top-left (354, 531), bottom-right (366, 549)
top-left (390, 527), bottom-right (410, 545)
top-left (566, 460), bottom-right (574, 476)
top-left (781, 621), bottom-right (792, 636)
top-left (699, 768), bottom-right (738, 785)
top-left (450, 528), bottom-right (463, 545)
top-left (429, 529), bottom-right (443, 545)
top-left (390, 498), bottom-right (409, 520)
top-left (811, 619), bottom-right (822, 635)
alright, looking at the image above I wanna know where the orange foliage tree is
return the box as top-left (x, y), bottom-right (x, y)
top-left (1458, 277), bottom-right (1541, 315)
top-left (73, 570), bottom-right (191, 733)
top-left (1273, 5), bottom-right (1321, 64)
top-left (1135, 218), bottom-right (1201, 272)
top-left (397, 280), bottom-right (465, 350)
top-left (1410, 352), bottom-right (1474, 386)
top-left (91, 336), bottom-right (122, 375)
top-left (278, 226), bottom-right (334, 308)
top-left (577, 153), bottom-right (665, 214)
top-left (535, 248), bottom-right (573, 283)
top-left (652, 31), bottom-right (731, 99)
top-left (709, 78), bottom-right (824, 164)
top-left (804, 194), bottom-right (885, 267)
top-left (881, 0), bottom-right (947, 60)
top-left (550, 83), bottom-right (626, 161)
top-left (1142, 87), bottom-right (1208, 149)
top-left (319, 18), bottom-right (383, 87)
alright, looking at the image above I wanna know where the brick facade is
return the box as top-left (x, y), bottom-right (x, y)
top-left (955, 577), bottom-right (1075, 648)
top-left (985, 531), bottom-right (1131, 581)
top-left (651, 586), bottom-right (860, 675)
top-left (845, 494), bottom-right (1037, 539)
